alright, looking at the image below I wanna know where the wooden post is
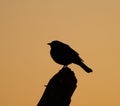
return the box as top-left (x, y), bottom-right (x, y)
top-left (37, 67), bottom-right (77, 106)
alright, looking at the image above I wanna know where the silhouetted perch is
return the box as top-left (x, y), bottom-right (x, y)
top-left (37, 67), bottom-right (77, 106)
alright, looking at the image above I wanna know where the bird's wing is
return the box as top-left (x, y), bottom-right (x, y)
top-left (63, 44), bottom-right (84, 62)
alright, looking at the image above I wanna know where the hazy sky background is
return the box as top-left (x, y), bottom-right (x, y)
top-left (0, 0), bottom-right (120, 106)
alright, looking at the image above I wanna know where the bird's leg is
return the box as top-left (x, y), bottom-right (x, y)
top-left (62, 65), bottom-right (67, 69)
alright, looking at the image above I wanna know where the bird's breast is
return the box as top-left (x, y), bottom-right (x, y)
top-left (50, 48), bottom-right (72, 65)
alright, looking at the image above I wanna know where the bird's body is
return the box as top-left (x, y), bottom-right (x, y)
top-left (48, 40), bottom-right (93, 73)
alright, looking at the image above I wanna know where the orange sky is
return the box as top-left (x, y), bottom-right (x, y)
top-left (0, 0), bottom-right (120, 106)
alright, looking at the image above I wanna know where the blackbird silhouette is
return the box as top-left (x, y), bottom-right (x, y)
top-left (48, 40), bottom-right (93, 73)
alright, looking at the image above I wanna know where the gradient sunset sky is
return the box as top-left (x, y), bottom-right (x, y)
top-left (0, 0), bottom-right (120, 106)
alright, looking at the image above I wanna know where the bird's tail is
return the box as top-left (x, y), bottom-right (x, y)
top-left (77, 62), bottom-right (93, 73)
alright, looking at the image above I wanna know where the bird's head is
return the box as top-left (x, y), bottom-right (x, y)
top-left (47, 40), bottom-right (63, 48)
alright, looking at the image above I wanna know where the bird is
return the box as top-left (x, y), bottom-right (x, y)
top-left (48, 40), bottom-right (93, 73)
